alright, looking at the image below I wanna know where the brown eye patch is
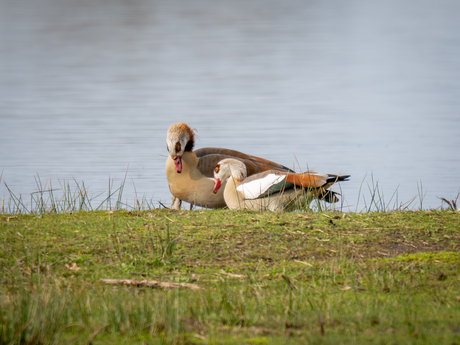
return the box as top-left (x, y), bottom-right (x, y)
top-left (175, 142), bottom-right (181, 152)
top-left (214, 165), bottom-right (220, 173)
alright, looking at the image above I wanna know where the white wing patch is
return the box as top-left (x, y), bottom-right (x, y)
top-left (237, 173), bottom-right (285, 200)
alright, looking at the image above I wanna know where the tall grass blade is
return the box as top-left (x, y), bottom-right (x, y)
top-left (4, 183), bottom-right (29, 214)
top-left (116, 165), bottom-right (129, 210)
top-left (356, 173), bottom-right (367, 213)
top-left (416, 181), bottom-right (426, 210)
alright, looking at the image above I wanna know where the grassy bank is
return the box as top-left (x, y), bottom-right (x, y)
top-left (1, 209), bottom-right (460, 344)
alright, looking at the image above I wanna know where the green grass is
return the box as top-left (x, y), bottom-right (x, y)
top-left (1, 171), bottom-right (457, 214)
top-left (1, 171), bottom-right (157, 215)
top-left (1, 210), bottom-right (460, 344)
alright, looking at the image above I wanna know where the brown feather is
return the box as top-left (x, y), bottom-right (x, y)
top-left (283, 172), bottom-right (328, 189)
top-left (195, 148), bottom-right (294, 178)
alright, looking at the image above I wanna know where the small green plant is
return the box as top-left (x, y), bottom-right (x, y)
top-left (153, 224), bottom-right (178, 262)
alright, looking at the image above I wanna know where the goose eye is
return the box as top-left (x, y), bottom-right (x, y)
top-left (214, 165), bottom-right (220, 173)
top-left (175, 142), bottom-right (181, 152)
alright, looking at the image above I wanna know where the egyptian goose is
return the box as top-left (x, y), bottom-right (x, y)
top-left (212, 158), bottom-right (350, 211)
top-left (165, 122), bottom-right (294, 209)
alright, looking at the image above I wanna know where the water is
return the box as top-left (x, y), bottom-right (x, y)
top-left (1, 0), bottom-right (460, 211)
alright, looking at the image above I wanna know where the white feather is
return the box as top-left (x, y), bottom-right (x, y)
top-left (236, 173), bottom-right (285, 200)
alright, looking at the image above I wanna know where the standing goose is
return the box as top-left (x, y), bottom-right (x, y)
top-left (165, 122), bottom-right (294, 209)
top-left (212, 158), bottom-right (350, 211)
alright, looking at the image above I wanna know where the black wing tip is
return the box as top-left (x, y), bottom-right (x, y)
top-left (327, 174), bottom-right (350, 183)
top-left (339, 175), bottom-right (351, 182)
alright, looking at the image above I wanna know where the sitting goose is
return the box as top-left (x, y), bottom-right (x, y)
top-left (212, 158), bottom-right (350, 211)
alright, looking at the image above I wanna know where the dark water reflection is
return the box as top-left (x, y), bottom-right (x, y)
top-left (1, 0), bottom-right (459, 211)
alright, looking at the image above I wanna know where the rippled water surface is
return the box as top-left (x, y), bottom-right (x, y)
top-left (1, 0), bottom-right (460, 211)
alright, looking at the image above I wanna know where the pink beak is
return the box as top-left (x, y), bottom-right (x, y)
top-left (213, 178), bottom-right (221, 194)
top-left (173, 156), bottom-right (182, 173)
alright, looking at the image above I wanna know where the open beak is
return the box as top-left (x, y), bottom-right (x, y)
top-left (173, 156), bottom-right (182, 173)
top-left (213, 178), bottom-right (221, 194)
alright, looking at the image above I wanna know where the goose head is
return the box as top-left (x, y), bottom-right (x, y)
top-left (213, 159), bottom-right (247, 194)
top-left (166, 122), bottom-right (195, 173)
